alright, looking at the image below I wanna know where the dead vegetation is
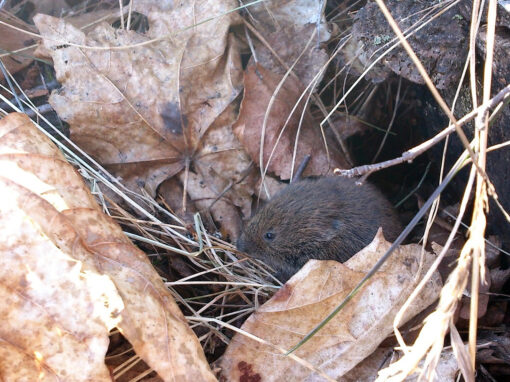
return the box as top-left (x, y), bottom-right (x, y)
top-left (0, 0), bottom-right (509, 381)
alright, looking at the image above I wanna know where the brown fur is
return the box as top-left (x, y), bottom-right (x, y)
top-left (237, 177), bottom-right (402, 282)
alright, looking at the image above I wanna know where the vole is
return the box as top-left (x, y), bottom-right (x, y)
top-left (237, 177), bottom-right (402, 282)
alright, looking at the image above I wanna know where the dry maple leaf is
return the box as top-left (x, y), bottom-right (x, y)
top-left (33, 0), bottom-right (253, 238)
top-left (234, 63), bottom-right (348, 180)
top-left (177, 102), bottom-right (257, 239)
top-left (0, 113), bottom-right (215, 381)
top-left (220, 230), bottom-right (442, 381)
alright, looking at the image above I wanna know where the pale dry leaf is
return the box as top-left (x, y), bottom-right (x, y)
top-left (341, 346), bottom-right (459, 382)
top-left (220, 229), bottom-right (442, 381)
top-left (414, 348), bottom-right (460, 382)
top-left (250, 24), bottom-right (329, 88)
top-left (0, 113), bottom-right (216, 381)
top-left (159, 101), bottom-right (256, 239)
top-left (382, 348), bottom-right (460, 382)
top-left (254, 174), bottom-right (286, 201)
top-left (158, 176), bottom-right (198, 224)
top-left (340, 347), bottom-right (396, 382)
top-left (234, 64), bottom-right (348, 180)
top-left (246, 0), bottom-right (330, 86)
top-left (179, 170), bottom-right (243, 240)
top-left (341, 347), bottom-right (459, 382)
top-left (34, 0), bottom-right (253, 231)
top-left (248, 0), bottom-right (330, 30)
top-left (0, 183), bottom-right (117, 381)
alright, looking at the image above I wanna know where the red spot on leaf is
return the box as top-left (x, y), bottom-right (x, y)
top-left (272, 283), bottom-right (292, 301)
top-left (238, 361), bottom-right (261, 382)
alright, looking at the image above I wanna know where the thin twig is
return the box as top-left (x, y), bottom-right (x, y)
top-left (373, 0), bottom-right (487, 181)
top-left (335, 83), bottom-right (510, 177)
top-left (293, 154), bottom-right (311, 182)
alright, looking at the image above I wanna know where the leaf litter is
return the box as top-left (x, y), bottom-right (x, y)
top-left (0, 112), bottom-right (215, 381)
top-left (220, 230), bottom-right (442, 381)
top-left (234, 64), bottom-right (348, 181)
top-left (243, 0), bottom-right (331, 86)
top-left (2, 0), bottom-right (505, 379)
top-left (34, 0), bottom-right (252, 239)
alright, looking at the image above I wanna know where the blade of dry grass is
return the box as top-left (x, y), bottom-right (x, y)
top-left (336, 82), bottom-right (510, 177)
top-left (467, 0), bottom-right (498, 370)
top-left (372, 0), bottom-right (488, 184)
top-left (189, 316), bottom-right (336, 382)
top-left (320, 0), bottom-right (463, 129)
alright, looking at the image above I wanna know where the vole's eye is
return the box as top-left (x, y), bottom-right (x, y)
top-left (263, 231), bottom-right (275, 242)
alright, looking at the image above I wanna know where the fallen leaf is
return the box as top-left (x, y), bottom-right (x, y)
top-left (34, 0), bottom-right (253, 237)
top-left (184, 102), bottom-right (257, 238)
top-left (342, 347), bottom-right (459, 382)
top-left (234, 64), bottom-right (348, 180)
top-left (248, 0), bottom-right (331, 31)
top-left (0, 11), bottom-right (37, 80)
top-left (490, 267), bottom-right (510, 293)
top-left (179, 170), bottom-right (244, 240)
top-left (0, 113), bottom-right (215, 381)
top-left (246, 0), bottom-right (330, 86)
top-left (340, 348), bottom-right (396, 382)
top-left (220, 229), bottom-right (442, 381)
top-left (158, 176), bottom-right (198, 225)
top-left (394, 349), bottom-right (460, 382)
top-left (254, 174), bottom-right (286, 201)
top-left (254, 23), bottom-right (329, 87)
top-left (248, 0), bottom-right (331, 86)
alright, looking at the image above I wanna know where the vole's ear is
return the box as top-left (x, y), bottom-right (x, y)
top-left (318, 219), bottom-right (342, 241)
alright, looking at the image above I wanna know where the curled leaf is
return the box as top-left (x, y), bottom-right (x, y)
top-left (0, 113), bottom-right (215, 381)
top-left (221, 230), bottom-right (442, 381)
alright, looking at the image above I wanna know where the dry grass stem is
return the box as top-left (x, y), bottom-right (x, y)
top-left (336, 82), bottom-right (510, 177)
top-left (1, 0), bottom-right (508, 379)
top-left (189, 317), bottom-right (337, 382)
